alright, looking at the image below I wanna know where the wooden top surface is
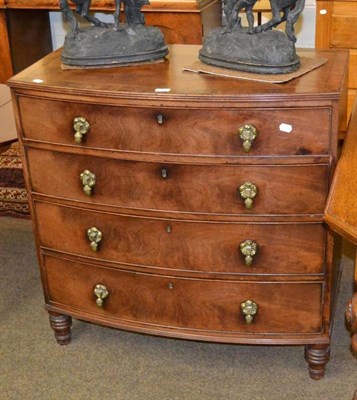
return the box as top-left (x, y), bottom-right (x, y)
top-left (3, 0), bottom-right (270, 11)
top-left (325, 100), bottom-right (357, 246)
top-left (3, 0), bottom-right (217, 11)
top-left (8, 45), bottom-right (349, 105)
top-left (316, 0), bottom-right (356, 2)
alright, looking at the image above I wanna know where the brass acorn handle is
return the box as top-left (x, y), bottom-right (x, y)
top-left (87, 227), bottom-right (102, 252)
top-left (94, 284), bottom-right (109, 308)
top-left (80, 170), bottom-right (96, 196)
top-left (240, 240), bottom-right (258, 266)
top-left (73, 116), bottom-right (90, 144)
top-left (238, 124), bottom-right (259, 153)
top-left (238, 182), bottom-right (258, 209)
top-left (241, 300), bottom-right (258, 324)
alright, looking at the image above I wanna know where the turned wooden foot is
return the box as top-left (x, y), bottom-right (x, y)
top-left (304, 344), bottom-right (330, 380)
top-left (346, 293), bottom-right (357, 353)
top-left (49, 312), bottom-right (72, 345)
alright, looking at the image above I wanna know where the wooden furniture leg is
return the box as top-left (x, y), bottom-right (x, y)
top-left (0, 9), bottom-right (13, 84)
top-left (346, 253), bottom-right (357, 352)
top-left (49, 312), bottom-right (72, 345)
top-left (304, 344), bottom-right (331, 380)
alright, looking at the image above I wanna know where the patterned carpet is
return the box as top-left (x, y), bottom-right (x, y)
top-left (0, 141), bottom-right (29, 218)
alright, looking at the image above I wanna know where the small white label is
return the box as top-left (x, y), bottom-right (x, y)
top-left (279, 123), bottom-right (293, 133)
top-left (320, 9), bottom-right (327, 15)
top-left (32, 79), bottom-right (44, 83)
top-left (155, 88), bottom-right (171, 93)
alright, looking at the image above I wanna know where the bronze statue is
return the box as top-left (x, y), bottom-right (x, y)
top-left (59, 0), bottom-right (168, 67)
top-left (254, 0), bottom-right (305, 42)
top-left (199, 0), bottom-right (305, 73)
top-left (59, 0), bottom-right (107, 34)
top-left (223, 0), bottom-right (258, 34)
top-left (59, 0), bottom-right (149, 34)
top-left (119, 0), bottom-right (149, 26)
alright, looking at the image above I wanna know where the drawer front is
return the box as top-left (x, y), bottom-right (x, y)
top-left (330, 2), bottom-right (357, 49)
top-left (19, 97), bottom-right (331, 156)
top-left (27, 149), bottom-right (329, 215)
top-left (35, 202), bottom-right (326, 275)
top-left (44, 255), bottom-right (323, 334)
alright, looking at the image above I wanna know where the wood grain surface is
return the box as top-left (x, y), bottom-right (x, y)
top-left (8, 46), bottom-right (349, 103)
top-left (35, 201), bottom-right (326, 276)
top-left (325, 100), bottom-right (357, 245)
top-left (18, 96), bottom-right (332, 157)
top-left (26, 148), bottom-right (329, 216)
top-left (44, 254), bottom-right (323, 335)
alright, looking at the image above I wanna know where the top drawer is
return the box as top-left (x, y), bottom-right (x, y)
top-left (18, 97), bottom-right (331, 157)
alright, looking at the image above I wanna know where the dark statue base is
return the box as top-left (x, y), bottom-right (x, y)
top-left (199, 28), bottom-right (301, 74)
top-left (61, 24), bottom-right (168, 67)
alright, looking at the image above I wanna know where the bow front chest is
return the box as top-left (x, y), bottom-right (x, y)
top-left (8, 45), bottom-right (348, 379)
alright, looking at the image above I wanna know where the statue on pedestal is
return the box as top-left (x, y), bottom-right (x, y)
top-left (200, 0), bottom-right (305, 74)
top-left (59, 0), bottom-right (168, 67)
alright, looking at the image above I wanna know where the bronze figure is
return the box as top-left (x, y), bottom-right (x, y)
top-left (59, 0), bottom-right (168, 67)
top-left (199, 0), bottom-right (305, 73)
top-left (59, 0), bottom-right (149, 34)
top-left (254, 0), bottom-right (306, 42)
top-left (59, 0), bottom-right (108, 34)
top-left (223, 0), bottom-right (258, 34)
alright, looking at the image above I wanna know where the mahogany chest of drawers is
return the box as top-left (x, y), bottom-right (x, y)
top-left (8, 45), bottom-right (348, 380)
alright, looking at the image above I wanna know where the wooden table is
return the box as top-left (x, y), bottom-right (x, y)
top-left (325, 99), bottom-right (357, 353)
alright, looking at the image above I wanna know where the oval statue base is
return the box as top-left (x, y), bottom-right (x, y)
top-left (199, 28), bottom-right (300, 74)
top-left (61, 24), bottom-right (168, 67)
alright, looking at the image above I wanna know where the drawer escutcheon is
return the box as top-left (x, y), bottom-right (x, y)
top-left (161, 168), bottom-right (168, 179)
top-left (157, 114), bottom-right (164, 124)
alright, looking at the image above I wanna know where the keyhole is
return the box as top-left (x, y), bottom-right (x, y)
top-left (168, 283), bottom-right (174, 290)
top-left (157, 114), bottom-right (164, 124)
top-left (166, 225), bottom-right (172, 233)
top-left (161, 168), bottom-right (168, 179)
